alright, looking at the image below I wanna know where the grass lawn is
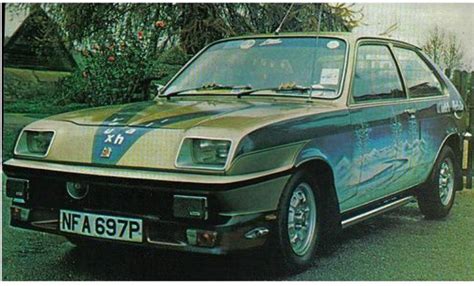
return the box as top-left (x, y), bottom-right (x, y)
top-left (4, 67), bottom-right (71, 82)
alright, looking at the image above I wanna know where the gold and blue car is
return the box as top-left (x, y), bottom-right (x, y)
top-left (4, 33), bottom-right (468, 269)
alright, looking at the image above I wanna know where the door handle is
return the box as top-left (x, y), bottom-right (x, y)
top-left (404, 108), bottom-right (417, 117)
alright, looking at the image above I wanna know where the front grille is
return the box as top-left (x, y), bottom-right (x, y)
top-left (84, 184), bottom-right (174, 218)
top-left (21, 176), bottom-right (224, 225)
top-left (26, 178), bottom-right (174, 220)
top-left (6, 167), bottom-right (229, 224)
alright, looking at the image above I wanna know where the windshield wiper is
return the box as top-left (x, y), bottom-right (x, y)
top-left (201, 83), bottom-right (252, 91)
top-left (236, 84), bottom-right (336, 98)
top-left (163, 83), bottom-right (252, 99)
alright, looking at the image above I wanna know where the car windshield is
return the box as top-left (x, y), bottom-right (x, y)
top-left (163, 37), bottom-right (347, 99)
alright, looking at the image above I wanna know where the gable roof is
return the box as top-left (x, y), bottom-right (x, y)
top-left (3, 8), bottom-right (77, 72)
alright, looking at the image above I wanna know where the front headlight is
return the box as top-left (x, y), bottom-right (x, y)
top-left (176, 138), bottom-right (231, 170)
top-left (192, 139), bottom-right (230, 165)
top-left (15, 130), bottom-right (55, 157)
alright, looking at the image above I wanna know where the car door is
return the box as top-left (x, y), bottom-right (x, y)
top-left (391, 46), bottom-right (450, 187)
top-left (348, 43), bottom-right (408, 208)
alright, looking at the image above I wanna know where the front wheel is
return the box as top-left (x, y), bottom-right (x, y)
top-left (417, 146), bottom-right (457, 219)
top-left (271, 170), bottom-right (321, 271)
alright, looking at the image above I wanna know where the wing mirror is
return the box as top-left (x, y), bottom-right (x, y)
top-left (142, 76), bottom-right (166, 100)
top-left (153, 82), bottom-right (165, 94)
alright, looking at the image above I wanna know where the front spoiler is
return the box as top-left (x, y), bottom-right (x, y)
top-left (10, 206), bottom-right (275, 255)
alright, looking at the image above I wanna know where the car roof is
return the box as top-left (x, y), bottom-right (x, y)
top-left (219, 32), bottom-right (422, 51)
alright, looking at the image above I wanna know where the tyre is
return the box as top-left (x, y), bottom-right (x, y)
top-left (270, 170), bottom-right (322, 271)
top-left (417, 146), bottom-right (457, 219)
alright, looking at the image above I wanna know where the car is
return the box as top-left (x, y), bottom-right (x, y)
top-left (4, 32), bottom-right (468, 270)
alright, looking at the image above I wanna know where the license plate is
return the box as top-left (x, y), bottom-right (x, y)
top-left (59, 210), bottom-right (143, 243)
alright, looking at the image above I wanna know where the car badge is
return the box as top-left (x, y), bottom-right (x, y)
top-left (101, 147), bottom-right (112, 158)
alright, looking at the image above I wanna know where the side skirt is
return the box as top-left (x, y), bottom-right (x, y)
top-left (340, 190), bottom-right (417, 229)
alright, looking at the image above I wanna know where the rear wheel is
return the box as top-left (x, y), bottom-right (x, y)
top-left (271, 170), bottom-right (322, 271)
top-left (418, 146), bottom-right (457, 219)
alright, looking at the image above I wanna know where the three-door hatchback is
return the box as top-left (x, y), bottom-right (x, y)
top-left (4, 33), bottom-right (468, 270)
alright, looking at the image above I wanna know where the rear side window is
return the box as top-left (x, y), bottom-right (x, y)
top-left (352, 45), bottom-right (405, 103)
top-left (393, 47), bottom-right (444, 98)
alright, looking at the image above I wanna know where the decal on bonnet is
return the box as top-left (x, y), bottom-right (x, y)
top-left (104, 128), bottom-right (115, 134)
top-left (125, 128), bottom-right (136, 135)
top-left (91, 102), bottom-right (157, 164)
top-left (91, 103), bottom-right (251, 164)
top-left (98, 127), bottom-right (139, 159)
top-left (104, 133), bottom-right (125, 145)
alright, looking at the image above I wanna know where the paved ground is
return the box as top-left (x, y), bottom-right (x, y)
top-left (2, 113), bottom-right (474, 280)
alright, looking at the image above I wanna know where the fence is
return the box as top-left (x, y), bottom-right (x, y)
top-left (445, 69), bottom-right (474, 188)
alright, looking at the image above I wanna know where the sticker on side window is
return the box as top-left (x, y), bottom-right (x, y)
top-left (320, 68), bottom-right (340, 85)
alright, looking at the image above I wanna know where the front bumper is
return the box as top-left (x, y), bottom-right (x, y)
top-left (9, 206), bottom-right (273, 255)
top-left (3, 160), bottom-right (290, 255)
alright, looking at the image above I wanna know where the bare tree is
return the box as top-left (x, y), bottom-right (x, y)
top-left (422, 26), bottom-right (445, 67)
top-left (443, 33), bottom-right (464, 72)
top-left (422, 26), bottom-right (465, 71)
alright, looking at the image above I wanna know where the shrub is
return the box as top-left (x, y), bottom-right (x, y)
top-left (3, 99), bottom-right (89, 114)
top-left (53, 31), bottom-right (189, 106)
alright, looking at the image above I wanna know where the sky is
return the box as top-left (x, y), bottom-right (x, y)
top-left (352, 3), bottom-right (474, 70)
top-left (4, 3), bottom-right (474, 69)
top-left (4, 8), bottom-right (28, 37)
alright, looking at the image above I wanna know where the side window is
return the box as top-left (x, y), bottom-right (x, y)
top-left (393, 47), bottom-right (444, 98)
top-left (352, 45), bottom-right (405, 103)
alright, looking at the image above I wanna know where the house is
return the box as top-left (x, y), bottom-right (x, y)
top-left (3, 7), bottom-right (77, 100)
top-left (4, 7), bottom-right (76, 71)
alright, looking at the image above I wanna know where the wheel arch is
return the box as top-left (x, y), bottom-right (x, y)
top-left (294, 158), bottom-right (342, 236)
top-left (441, 133), bottom-right (464, 191)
